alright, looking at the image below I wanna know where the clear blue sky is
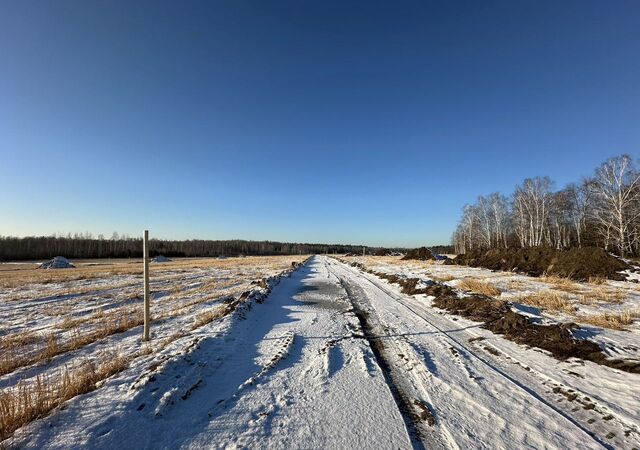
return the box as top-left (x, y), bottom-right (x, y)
top-left (1, 1), bottom-right (639, 247)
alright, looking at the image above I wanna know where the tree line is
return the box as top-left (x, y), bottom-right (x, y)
top-left (0, 236), bottom-right (389, 261)
top-left (452, 154), bottom-right (640, 257)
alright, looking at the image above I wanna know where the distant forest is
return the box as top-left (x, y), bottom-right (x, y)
top-left (452, 154), bottom-right (640, 257)
top-left (0, 235), bottom-right (438, 261)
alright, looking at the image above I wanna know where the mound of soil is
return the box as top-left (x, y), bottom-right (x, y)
top-left (39, 256), bottom-right (75, 269)
top-left (402, 247), bottom-right (437, 261)
top-left (452, 247), bottom-right (631, 281)
top-left (151, 255), bottom-right (171, 263)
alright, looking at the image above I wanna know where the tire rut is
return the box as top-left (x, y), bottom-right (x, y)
top-left (327, 262), bottom-right (443, 450)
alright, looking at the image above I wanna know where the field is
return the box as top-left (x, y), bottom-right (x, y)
top-left (0, 256), bottom-right (307, 445)
top-left (1, 255), bottom-right (639, 449)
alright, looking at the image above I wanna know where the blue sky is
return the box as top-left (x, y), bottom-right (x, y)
top-left (1, 1), bottom-right (639, 247)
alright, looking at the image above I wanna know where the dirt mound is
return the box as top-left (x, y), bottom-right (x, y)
top-left (151, 255), bottom-right (171, 263)
top-left (39, 256), bottom-right (75, 269)
top-left (430, 288), bottom-right (639, 372)
top-left (402, 247), bottom-right (437, 261)
top-left (452, 247), bottom-right (631, 281)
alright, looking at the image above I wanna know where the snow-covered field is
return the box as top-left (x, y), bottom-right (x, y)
top-left (2, 255), bottom-right (639, 449)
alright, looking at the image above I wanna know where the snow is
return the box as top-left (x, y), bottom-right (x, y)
top-left (4, 256), bottom-right (639, 449)
top-left (39, 256), bottom-right (75, 269)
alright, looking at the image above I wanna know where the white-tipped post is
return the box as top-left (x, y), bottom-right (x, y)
top-left (143, 230), bottom-right (150, 341)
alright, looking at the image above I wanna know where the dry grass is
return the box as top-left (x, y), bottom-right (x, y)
top-left (0, 309), bottom-right (143, 377)
top-left (457, 278), bottom-right (501, 297)
top-left (191, 306), bottom-right (228, 330)
top-left (577, 310), bottom-right (639, 330)
top-left (578, 286), bottom-right (628, 305)
top-left (0, 349), bottom-right (128, 442)
top-left (515, 290), bottom-right (576, 313)
top-left (0, 331), bottom-right (39, 351)
top-left (57, 316), bottom-right (88, 330)
top-left (507, 279), bottom-right (526, 290)
top-left (0, 256), bottom-right (308, 441)
top-left (540, 275), bottom-right (583, 294)
top-left (0, 256), bottom-right (305, 291)
top-left (429, 274), bottom-right (456, 282)
top-left (587, 276), bottom-right (607, 285)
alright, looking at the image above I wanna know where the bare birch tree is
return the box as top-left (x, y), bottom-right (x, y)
top-left (587, 154), bottom-right (640, 256)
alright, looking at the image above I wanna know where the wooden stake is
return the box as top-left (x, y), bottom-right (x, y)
top-left (143, 230), bottom-right (150, 341)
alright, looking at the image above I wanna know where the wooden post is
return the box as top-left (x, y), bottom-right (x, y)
top-left (143, 230), bottom-right (150, 341)
top-left (362, 246), bottom-right (366, 257)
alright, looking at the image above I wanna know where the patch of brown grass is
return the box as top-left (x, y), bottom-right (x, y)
top-left (0, 349), bottom-right (128, 441)
top-left (587, 276), bottom-right (607, 285)
top-left (515, 290), bottom-right (576, 313)
top-left (540, 275), bottom-right (583, 294)
top-left (429, 274), bottom-right (456, 282)
top-left (57, 316), bottom-right (87, 330)
top-left (458, 278), bottom-right (501, 297)
top-left (506, 279), bottom-right (526, 290)
top-left (191, 306), bottom-right (227, 330)
top-left (0, 309), bottom-right (144, 377)
top-left (578, 286), bottom-right (628, 305)
top-left (0, 331), bottom-right (39, 351)
top-left (577, 311), bottom-right (639, 330)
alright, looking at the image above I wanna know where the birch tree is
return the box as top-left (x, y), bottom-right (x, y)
top-left (587, 154), bottom-right (640, 256)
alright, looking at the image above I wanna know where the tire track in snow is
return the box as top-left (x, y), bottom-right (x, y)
top-left (326, 261), bottom-right (451, 450)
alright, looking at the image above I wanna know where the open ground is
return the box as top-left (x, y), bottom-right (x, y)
top-left (1, 255), bottom-right (639, 449)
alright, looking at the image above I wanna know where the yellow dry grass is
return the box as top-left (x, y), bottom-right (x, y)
top-left (577, 310), bottom-right (639, 330)
top-left (0, 349), bottom-right (128, 441)
top-left (428, 273), bottom-right (456, 282)
top-left (515, 290), bottom-right (576, 313)
top-left (457, 278), bottom-right (501, 297)
top-left (578, 286), bottom-right (628, 305)
top-left (587, 276), bottom-right (607, 285)
top-left (539, 275), bottom-right (583, 294)
top-left (0, 309), bottom-right (143, 377)
top-left (0, 331), bottom-right (39, 351)
top-left (506, 279), bottom-right (526, 290)
top-left (191, 306), bottom-right (228, 330)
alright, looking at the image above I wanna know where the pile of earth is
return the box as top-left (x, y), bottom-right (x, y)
top-left (450, 246), bottom-right (631, 281)
top-left (151, 255), bottom-right (171, 263)
top-left (39, 256), bottom-right (75, 269)
top-left (401, 247), bottom-right (437, 261)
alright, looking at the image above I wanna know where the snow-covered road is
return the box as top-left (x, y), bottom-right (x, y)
top-left (14, 256), bottom-right (638, 449)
